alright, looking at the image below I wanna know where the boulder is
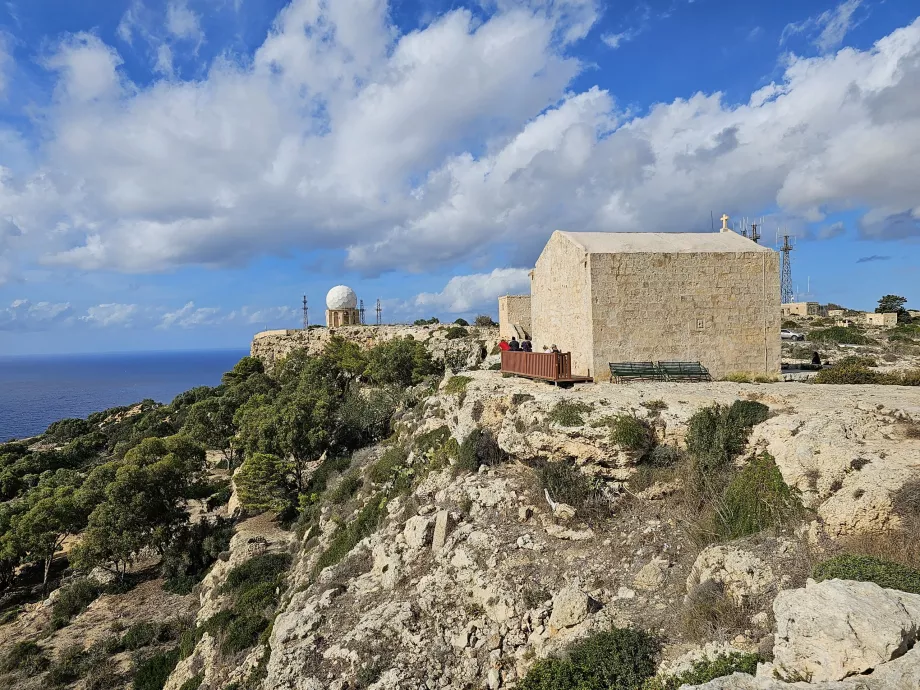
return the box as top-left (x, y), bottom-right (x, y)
top-left (548, 586), bottom-right (590, 631)
top-left (403, 515), bottom-right (433, 549)
top-left (686, 545), bottom-right (777, 605)
top-left (765, 579), bottom-right (920, 682)
top-left (634, 557), bottom-right (669, 592)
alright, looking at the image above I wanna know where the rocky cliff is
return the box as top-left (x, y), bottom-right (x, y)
top-left (166, 372), bottom-right (920, 690)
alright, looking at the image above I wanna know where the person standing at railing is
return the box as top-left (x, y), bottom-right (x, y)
top-left (498, 339), bottom-right (510, 351)
top-left (521, 338), bottom-right (533, 352)
top-left (509, 337), bottom-right (521, 351)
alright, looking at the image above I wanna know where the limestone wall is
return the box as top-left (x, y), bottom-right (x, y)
top-left (588, 251), bottom-right (781, 380)
top-left (250, 325), bottom-right (500, 370)
top-left (781, 302), bottom-right (820, 317)
top-left (530, 232), bottom-right (594, 375)
top-left (864, 312), bottom-right (897, 327)
top-left (498, 295), bottom-right (532, 340)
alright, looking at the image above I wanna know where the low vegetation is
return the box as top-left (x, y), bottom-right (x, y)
top-left (455, 428), bottom-right (504, 475)
top-left (538, 461), bottom-right (609, 518)
top-left (809, 326), bottom-right (873, 345)
top-left (646, 652), bottom-right (760, 690)
top-left (518, 627), bottom-right (658, 690)
top-left (443, 375), bottom-right (472, 395)
top-left (813, 555), bottom-right (920, 594)
top-left (608, 415), bottom-right (657, 456)
top-left (547, 400), bottom-right (593, 427)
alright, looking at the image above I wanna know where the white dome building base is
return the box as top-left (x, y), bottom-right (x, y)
top-left (325, 285), bottom-right (361, 327)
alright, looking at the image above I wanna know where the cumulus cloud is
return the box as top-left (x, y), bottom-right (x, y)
top-left (1, 2), bottom-right (919, 285)
top-left (0, 299), bottom-right (72, 330)
top-left (817, 221), bottom-right (846, 240)
top-left (166, 0), bottom-right (204, 44)
top-left (80, 303), bottom-right (138, 326)
top-left (159, 301), bottom-right (222, 329)
top-left (414, 268), bottom-right (531, 313)
top-left (158, 302), bottom-right (297, 328)
top-left (856, 254), bottom-right (891, 263)
top-left (600, 29), bottom-right (638, 49)
top-left (781, 0), bottom-right (864, 53)
top-left (225, 305), bottom-right (298, 325)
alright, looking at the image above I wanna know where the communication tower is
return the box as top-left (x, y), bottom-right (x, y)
top-left (778, 233), bottom-right (795, 304)
top-left (359, 300), bottom-right (366, 325)
top-left (302, 295), bottom-right (308, 329)
top-left (375, 299), bottom-right (382, 325)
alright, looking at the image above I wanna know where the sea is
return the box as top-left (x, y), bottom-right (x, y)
top-left (0, 349), bottom-right (249, 442)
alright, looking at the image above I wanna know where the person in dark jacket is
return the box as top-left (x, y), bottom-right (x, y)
top-left (509, 337), bottom-right (521, 351)
top-left (521, 339), bottom-right (533, 352)
top-left (811, 351), bottom-right (822, 366)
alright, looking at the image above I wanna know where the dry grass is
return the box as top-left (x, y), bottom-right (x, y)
top-left (680, 580), bottom-right (751, 642)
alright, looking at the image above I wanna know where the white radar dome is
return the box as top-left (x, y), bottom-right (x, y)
top-left (326, 285), bottom-right (358, 310)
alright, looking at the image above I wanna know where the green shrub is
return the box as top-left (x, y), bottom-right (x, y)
top-left (547, 400), bottom-right (592, 427)
top-left (327, 471), bottom-right (362, 504)
top-left (780, 320), bottom-right (799, 329)
top-left (455, 428), bottom-right (503, 475)
top-left (369, 447), bottom-right (408, 485)
top-left (518, 628), bottom-right (658, 690)
top-left (121, 621), bottom-right (176, 650)
top-left (1, 640), bottom-right (49, 674)
top-left (810, 327), bottom-right (872, 345)
top-left (814, 363), bottom-right (884, 384)
top-left (132, 648), bottom-right (180, 690)
top-left (161, 518), bottom-right (233, 594)
top-left (538, 461), bottom-right (607, 516)
top-left (221, 614), bottom-right (269, 655)
top-left (443, 375), bottom-right (472, 395)
top-left (445, 326), bottom-right (469, 339)
top-left (646, 652), bottom-right (760, 690)
top-left (314, 495), bottom-right (386, 575)
top-left (223, 553), bottom-right (292, 597)
top-left (609, 415), bottom-right (656, 454)
top-left (685, 401), bottom-right (770, 478)
top-left (47, 644), bottom-right (87, 686)
top-left (812, 555), bottom-right (920, 594)
top-left (640, 400), bottom-right (667, 413)
top-left (52, 579), bottom-right (103, 628)
top-left (178, 674), bottom-right (203, 690)
top-left (713, 453), bottom-right (803, 541)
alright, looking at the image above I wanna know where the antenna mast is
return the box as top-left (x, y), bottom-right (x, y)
top-left (359, 299), bottom-right (366, 325)
top-left (750, 220), bottom-right (761, 244)
top-left (375, 299), bottom-right (382, 325)
top-left (779, 233), bottom-right (794, 304)
top-left (302, 295), bottom-right (308, 330)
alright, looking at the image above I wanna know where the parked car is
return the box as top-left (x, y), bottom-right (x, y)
top-left (781, 329), bottom-right (805, 341)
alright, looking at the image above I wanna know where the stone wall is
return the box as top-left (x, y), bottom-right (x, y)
top-left (589, 251), bottom-right (781, 380)
top-left (530, 232), bottom-right (595, 376)
top-left (250, 324), bottom-right (500, 370)
top-left (781, 302), bottom-right (821, 317)
top-left (498, 295), bottom-right (532, 340)
top-left (864, 312), bottom-right (897, 327)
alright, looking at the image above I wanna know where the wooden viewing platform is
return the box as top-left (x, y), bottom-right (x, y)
top-left (500, 351), bottom-right (593, 385)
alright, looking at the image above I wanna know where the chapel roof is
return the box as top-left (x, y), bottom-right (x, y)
top-left (556, 230), bottom-right (773, 254)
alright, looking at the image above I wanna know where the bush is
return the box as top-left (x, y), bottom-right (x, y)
top-left (52, 579), bottom-right (103, 628)
top-left (812, 555), bottom-right (920, 594)
top-left (518, 627), bottom-right (658, 690)
top-left (685, 401), bottom-right (770, 478)
top-left (781, 320), bottom-right (799, 329)
top-left (1, 640), bottom-right (49, 674)
top-left (547, 400), bottom-right (592, 427)
top-left (609, 415), bottom-right (656, 455)
top-left (712, 453), bottom-right (803, 541)
top-left (178, 674), bottom-right (203, 690)
top-left (538, 461), bottom-right (608, 517)
top-left (327, 471), bottom-right (362, 504)
top-left (132, 648), bottom-right (180, 690)
top-left (121, 621), bottom-right (176, 650)
top-left (223, 553), bottom-right (292, 597)
top-left (681, 580), bottom-right (748, 641)
top-left (368, 447), bottom-right (409, 486)
top-left (474, 315), bottom-right (497, 328)
top-left (814, 363), bottom-right (885, 384)
top-left (445, 325), bottom-right (469, 339)
top-left (455, 429), bottom-right (504, 475)
top-left (453, 318), bottom-right (470, 327)
top-left (810, 327), bottom-right (873, 345)
top-left (646, 652), bottom-right (760, 690)
top-left (222, 614), bottom-right (269, 655)
top-left (47, 644), bottom-right (88, 685)
top-left (314, 495), bottom-right (386, 575)
top-left (161, 518), bottom-right (233, 594)
top-left (443, 375), bottom-right (472, 395)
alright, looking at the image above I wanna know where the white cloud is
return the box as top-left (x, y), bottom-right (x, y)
top-left (0, 299), bottom-right (72, 330)
top-left (81, 303), bottom-right (138, 326)
top-left (781, 0), bottom-right (863, 53)
top-left (817, 221), bottom-right (846, 240)
top-left (159, 301), bottom-right (222, 329)
top-left (0, 34), bottom-right (10, 97)
top-left (0, 3), bottom-right (919, 286)
top-left (225, 305), bottom-right (298, 325)
top-left (600, 29), bottom-right (638, 50)
top-left (166, 0), bottom-right (204, 44)
top-left (414, 268), bottom-right (531, 313)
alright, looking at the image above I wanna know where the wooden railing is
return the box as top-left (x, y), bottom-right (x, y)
top-left (501, 351), bottom-right (574, 381)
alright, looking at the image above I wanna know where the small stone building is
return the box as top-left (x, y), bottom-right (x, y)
top-left (326, 285), bottom-right (361, 328)
top-left (528, 229), bottom-right (780, 381)
top-left (498, 295), bottom-right (532, 340)
top-left (781, 302), bottom-right (821, 318)
top-left (863, 312), bottom-right (898, 327)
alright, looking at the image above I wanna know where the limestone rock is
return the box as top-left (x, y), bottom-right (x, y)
top-left (548, 586), bottom-right (590, 631)
top-left (432, 510), bottom-right (453, 552)
top-left (766, 579), bottom-right (920, 683)
top-left (634, 557), bottom-right (669, 592)
top-left (553, 503), bottom-right (576, 521)
top-left (686, 545), bottom-right (777, 605)
top-left (403, 515), bottom-right (433, 549)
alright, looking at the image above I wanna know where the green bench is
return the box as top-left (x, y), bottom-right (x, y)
top-left (609, 361), bottom-right (712, 383)
top-left (608, 362), bottom-right (664, 383)
top-left (657, 361), bottom-right (712, 382)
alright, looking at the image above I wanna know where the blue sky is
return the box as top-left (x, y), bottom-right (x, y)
top-left (0, 0), bottom-right (918, 354)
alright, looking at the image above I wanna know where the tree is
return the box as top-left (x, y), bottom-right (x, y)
top-left (44, 418), bottom-right (91, 444)
top-left (13, 486), bottom-right (82, 590)
top-left (365, 338), bottom-right (439, 388)
top-left (221, 357), bottom-right (265, 386)
top-left (234, 453), bottom-right (295, 513)
top-left (413, 317), bottom-right (439, 326)
top-left (876, 295), bottom-right (908, 321)
top-left (182, 398), bottom-right (237, 467)
top-left (453, 318), bottom-right (470, 326)
top-left (474, 314), bottom-right (497, 328)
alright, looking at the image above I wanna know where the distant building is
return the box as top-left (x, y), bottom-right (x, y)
top-left (523, 224), bottom-right (779, 381)
top-left (907, 310), bottom-right (920, 319)
top-left (498, 295), bottom-right (531, 341)
top-left (827, 309), bottom-right (846, 317)
top-left (326, 285), bottom-right (361, 327)
top-left (864, 312), bottom-right (898, 327)
top-left (780, 302), bottom-right (821, 317)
